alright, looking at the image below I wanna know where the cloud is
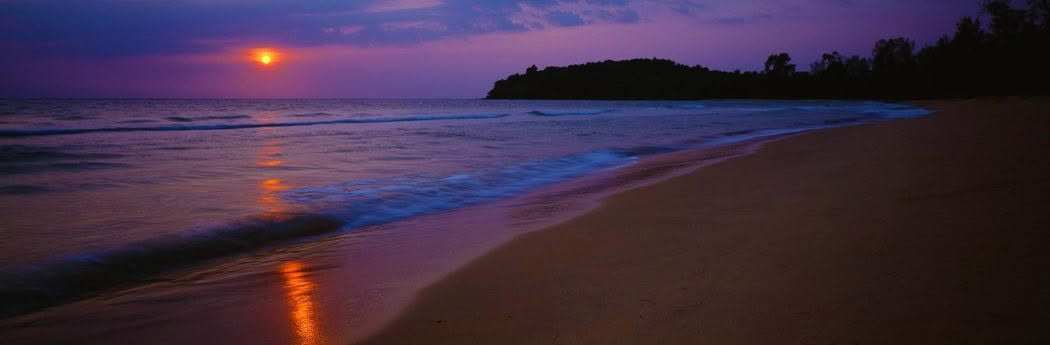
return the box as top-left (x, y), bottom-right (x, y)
top-left (324, 26), bottom-right (365, 35)
top-left (0, 0), bottom-right (979, 61)
top-left (2, 0), bottom-right (633, 58)
top-left (713, 12), bottom-right (775, 25)
top-left (381, 21), bottom-right (448, 32)
top-left (546, 11), bottom-right (587, 26)
top-left (510, 1), bottom-right (638, 29)
top-left (366, 0), bottom-right (445, 13)
top-left (0, 0), bottom-right (641, 60)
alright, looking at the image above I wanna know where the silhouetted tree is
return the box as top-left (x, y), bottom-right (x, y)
top-left (954, 17), bottom-right (987, 46)
top-left (810, 52), bottom-right (846, 78)
top-left (1030, 0), bottom-right (1050, 28)
top-left (844, 56), bottom-right (872, 80)
top-left (763, 53), bottom-right (796, 77)
top-left (983, 0), bottom-right (1028, 38)
top-left (870, 38), bottom-right (917, 96)
top-left (872, 38), bottom-right (915, 77)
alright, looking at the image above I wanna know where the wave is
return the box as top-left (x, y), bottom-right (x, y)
top-left (0, 145), bottom-right (129, 175)
top-left (825, 117), bottom-right (866, 124)
top-left (303, 126), bottom-right (862, 231)
top-left (167, 115), bottom-right (253, 122)
top-left (794, 102), bottom-right (932, 118)
top-left (0, 145), bottom-right (124, 163)
top-left (700, 103), bottom-right (931, 146)
top-left (287, 149), bottom-right (634, 229)
top-left (0, 161), bottom-right (129, 175)
top-left (530, 109), bottom-right (615, 116)
top-left (54, 115), bottom-right (96, 121)
top-left (711, 102), bottom-right (931, 118)
top-left (118, 119), bottom-right (157, 124)
top-left (792, 105), bottom-right (832, 112)
top-left (0, 113), bottom-right (511, 137)
top-left (861, 107), bottom-right (931, 118)
top-left (722, 129), bottom-right (756, 136)
top-left (859, 102), bottom-right (932, 118)
top-left (288, 112), bottom-right (337, 118)
top-left (704, 125), bottom-right (840, 147)
top-left (619, 146), bottom-right (677, 156)
top-left (667, 104), bottom-right (706, 110)
top-left (733, 106), bottom-right (789, 112)
top-left (196, 115), bottom-right (253, 121)
top-left (0, 147), bottom-right (652, 318)
top-left (0, 213), bottom-right (343, 318)
top-left (0, 184), bottom-right (50, 195)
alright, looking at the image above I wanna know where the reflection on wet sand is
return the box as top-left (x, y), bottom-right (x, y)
top-left (281, 261), bottom-right (321, 345)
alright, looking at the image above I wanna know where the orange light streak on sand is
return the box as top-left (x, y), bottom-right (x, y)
top-left (281, 262), bottom-right (321, 345)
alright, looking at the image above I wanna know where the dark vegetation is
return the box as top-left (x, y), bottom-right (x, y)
top-left (486, 0), bottom-right (1050, 100)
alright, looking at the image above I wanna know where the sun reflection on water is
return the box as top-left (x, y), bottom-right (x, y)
top-left (281, 261), bottom-right (321, 345)
top-left (256, 159), bottom-right (286, 167)
top-left (259, 178), bottom-right (291, 215)
top-left (257, 145), bottom-right (285, 167)
top-left (256, 110), bottom-right (293, 215)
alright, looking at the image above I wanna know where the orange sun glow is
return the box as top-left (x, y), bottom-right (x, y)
top-left (253, 49), bottom-right (280, 66)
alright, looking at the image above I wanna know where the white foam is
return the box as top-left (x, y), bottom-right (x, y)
top-left (530, 109), bottom-right (615, 116)
top-left (285, 150), bottom-right (630, 229)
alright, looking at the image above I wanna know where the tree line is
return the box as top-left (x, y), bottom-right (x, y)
top-left (486, 0), bottom-right (1049, 100)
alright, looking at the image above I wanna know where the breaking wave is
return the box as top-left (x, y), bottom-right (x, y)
top-left (0, 214), bottom-right (343, 318)
top-left (530, 109), bottom-right (615, 116)
top-left (0, 113), bottom-right (511, 137)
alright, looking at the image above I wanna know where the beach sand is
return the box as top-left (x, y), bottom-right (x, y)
top-left (359, 98), bottom-right (1050, 345)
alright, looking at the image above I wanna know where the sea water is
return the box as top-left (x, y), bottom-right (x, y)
top-left (0, 99), bottom-right (929, 343)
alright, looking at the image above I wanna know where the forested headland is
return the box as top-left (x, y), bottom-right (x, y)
top-left (486, 0), bottom-right (1049, 100)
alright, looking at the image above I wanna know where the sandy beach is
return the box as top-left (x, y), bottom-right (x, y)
top-left (359, 98), bottom-right (1050, 345)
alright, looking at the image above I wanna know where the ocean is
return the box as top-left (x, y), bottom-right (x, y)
top-left (0, 99), bottom-right (929, 344)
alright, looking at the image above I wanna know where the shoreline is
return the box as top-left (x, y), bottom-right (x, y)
top-left (0, 126), bottom-right (807, 345)
top-left (322, 134), bottom-right (797, 343)
top-left (358, 98), bottom-right (1050, 344)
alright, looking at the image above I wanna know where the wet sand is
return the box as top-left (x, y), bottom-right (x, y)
top-left (359, 98), bottom-right (1050, 345)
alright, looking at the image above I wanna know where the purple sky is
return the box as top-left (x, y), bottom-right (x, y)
top-left (1, 0), bottom-right (980, 98)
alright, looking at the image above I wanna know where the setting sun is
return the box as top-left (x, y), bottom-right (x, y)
top-left (252, 49), bottom-right (280, 66)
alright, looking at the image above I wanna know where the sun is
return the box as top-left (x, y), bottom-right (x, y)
top-left (252, 49), bottom-right (280, 66)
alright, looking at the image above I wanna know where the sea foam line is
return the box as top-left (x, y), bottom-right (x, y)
top-left (529, 109), bottom-right (615, 116)
top-left (0, 148), bottom-right (632, 318)
top-left (0, 113), bottom-right (511, 137)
